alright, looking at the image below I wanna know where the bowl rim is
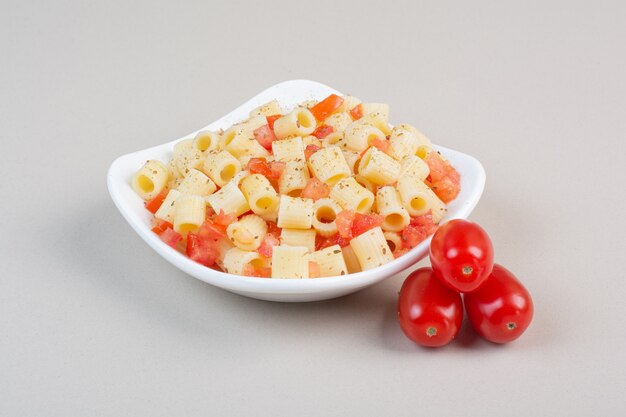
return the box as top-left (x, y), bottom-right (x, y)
top-left (107, 79), bottom-right (486, 295)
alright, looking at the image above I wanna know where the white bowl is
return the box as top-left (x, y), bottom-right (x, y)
top-left (107, 79), bottom-right (485, 302)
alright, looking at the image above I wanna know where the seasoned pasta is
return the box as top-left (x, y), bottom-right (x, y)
top-left (132, 160), bottom-right (169, 200)
top-left (132, 92), bottom-right (461, 278)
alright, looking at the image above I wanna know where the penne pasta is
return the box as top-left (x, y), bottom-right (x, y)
top-left (329, 177), bottom-right (375, 213)
top-left (396, 175), bottom-right (447, 222)
top-left (173, 194), bottom-right (206, 235)
top-left (307, 245), bottom-right (349, 277)
top-left (177, 168), bottom-right (217, 196)
top-left (278, 159), bottom-right (310, 197)
top-left (227, 214), bottom-right (267, 251)
top-left (375, 186), bottom-right (410, 232)
top-left (280, 228), bottom-right (316, 253)
top-left (271, 246), bottom-right (309, 278)
top-left (131, 160), bottom-right (169, 200)
top-left (311, 198), bottom-right (342, 237)
top-left (240, 173), bottom-right (279, 216)
top-left (357, 147), bottom-right (401, 186)
top-left (277, 195), bottom-right (313, 229)
top-left (202, 150), bottom-right (242, 187)
top-left (349, 227), bottom-right (394, 270)
top-left (307, 146), bottom-right (351, 186)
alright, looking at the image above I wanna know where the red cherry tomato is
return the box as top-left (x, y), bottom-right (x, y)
top-left (464, 264), bottom-right (533, 343)
top-left (398, 267), bottom-right (464, 347)
top-left (429, 219), bottom-right (494, 293)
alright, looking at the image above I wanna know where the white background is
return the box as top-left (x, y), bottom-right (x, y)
top-left (1, 1), bottom-right (625, 416)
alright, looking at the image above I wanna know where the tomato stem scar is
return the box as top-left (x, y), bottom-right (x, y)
top-left (507, 322), bottom-right (516, 330)
top-left (462, 265), bottom-right (473, 275)
top-left (426, 327), bottom-right (437, 337)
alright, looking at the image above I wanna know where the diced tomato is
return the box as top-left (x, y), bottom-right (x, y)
top-left (370, 137), bottom-right (390, 152)
top-left (311, 124), bottom-right (334, 139)
top-left (309, 94), bottom-right (344, 121)
top-left (335, 210), bottom-right (356, 239)
top-left (145, 188), bottom-right (169, 214)
top-left (186, 233), bottom-right (220, 266)
top-left (401, 212), bottom-right (438, 250)
top-left (349, 103), bottom-right (363, 120)
top-left (247, 158), bottom-right (286, 181)
top-left (300, 177), bottom-right (330, 201)
top-left (266, 114), bottom-right (281, 130)
top-left (159, 227), bottom-right (182, 249)
top-left (151, 219), bottom-right (173, 234)
top-left (267, 160), bottom-right (286, 180)
top-left (266, 221), bottom-right (282, 238)
top-left (309, 261), bottom-right (321, 278)
top-left (242, 264), bottom-right (272, 278)
top-left (424, 152), bottom-right (461, 203)
top-left (213, 209), bottom-right (237, 228)
top-left (317, 233), bottom-right (351, 249)
top-left (197, 220), bottom-right (227, 240)
top-left (196, 210), bottom-right (236, 240)
top-left (304, 144), bottom-right (321, 160)
top-left (257, 233), bottom-right (280, 258)
top-left (253, 124), bottom-right (277, 150)
top-left (351, 213), bottom-right (384, 237)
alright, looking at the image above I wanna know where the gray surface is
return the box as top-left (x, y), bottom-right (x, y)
top-left (1, 1), bottom-right (625, 416)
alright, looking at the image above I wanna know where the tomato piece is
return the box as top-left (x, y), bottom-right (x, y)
top-left (464, 264), bottom-right (533, 343)
top-left (267, 160), bottom-right (286, 180)
top-left (247, 157), bottom-right (271, 177)
top-left (247, 158), bottom-right (285, 181)
top-left (257, 233), bottom-right (280, 258)
top-left (309, 94), bottom-right (344, 121)
top-left (351, 213), bottom-right (384, 237)
top-left (349, 103), bottom-right (363, 120)
top-left (253, 124), bottom-right (277, 150)
top-left (186, 233), bottom-right (219, 266)
top-left (213, 209), bottom-right (237, 228)
top-left (266, 221), bottom-right (282, 238)
top-left (401, 213), bottom-right (437, 250)
top-left (370, 138), bottom-right (390, 152)
top-left (308, 261), bottom-right (321, 278)
top-left (335, 210), bottom-right (355, 239)
top-left (304, 144), bottom-right (321, 160)
top-left (429, 219), bottom-right (494, 293)
top-left (151, 219), bottom-right (173, 234)
top-left (317, 233), bottom-right (351, 249)
top-left (311, 125), bottom-right (334, 139)
top-left (398, 267), bottom-right (464, 347)
top-left (242, 264), bottom-right (271, 278)
top-left (145, 188), bottom-right (169, 214)
top-left (424, 152), bottom-right (461, 203)
top-left (266, 114), bottom-right (281, 130)
top-left (159, 227), bottom-right (182, 249)
top-left (300, 177), bottom-right (330, 201)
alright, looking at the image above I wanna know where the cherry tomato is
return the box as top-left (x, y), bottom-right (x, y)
top-left (429, 219), bottom-right (494, 293)
top-left (398, 267), bottom-right (464, 347)
top-left (464, 264), bottom-right (534, 343)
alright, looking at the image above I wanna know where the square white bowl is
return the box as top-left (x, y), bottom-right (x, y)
top-left (107, 80), bottom-right (485, 302)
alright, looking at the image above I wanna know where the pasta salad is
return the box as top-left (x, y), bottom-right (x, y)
top-left (131, 94), bottom-right (461, 278)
